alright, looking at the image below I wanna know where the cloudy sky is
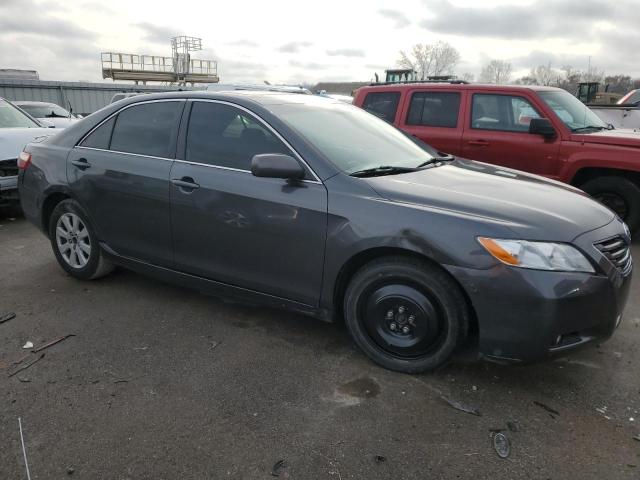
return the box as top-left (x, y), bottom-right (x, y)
top-left (0, 0), bottom-right (638, 85)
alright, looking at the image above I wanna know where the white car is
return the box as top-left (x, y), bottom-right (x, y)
top-left (12, 101), bottom-right (79, 129)
top-left (0, 98), bottom-right (53, 211)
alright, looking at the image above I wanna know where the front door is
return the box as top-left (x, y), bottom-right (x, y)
top-left (461, 93), bottom-right (560, 178)
top-left (68, 100), bottom-right (184, 266)
top-left (170, 100), bottom-right (328, 306)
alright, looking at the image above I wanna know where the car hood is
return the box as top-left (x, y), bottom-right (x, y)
top-left (0, 128), bottom-right (54, 160)
top-left (364, 159), bottom-right (615, 241)
top-left (571, 128), bottom-right (640, 148)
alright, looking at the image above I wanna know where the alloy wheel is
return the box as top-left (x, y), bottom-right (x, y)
top-left (56, 212), bottom-right (91, 269)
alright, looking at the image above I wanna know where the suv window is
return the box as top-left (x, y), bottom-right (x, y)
top-left (110, 101), bottom-right (183, 158)
top-left (186, 102), bottom-right (293, 171)
top-left (362, 92), bottom-right (400, 122)
top-left (406, 92), bottom-right (460, 127)
top-left (471, 94), bottom-right (540, 132)
top-left (80, 117), bottom-right (115, 149)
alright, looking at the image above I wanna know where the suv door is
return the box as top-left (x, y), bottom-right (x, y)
top-left (68, 100), bottom-right (184, 266)
top-left (170, 100), bottom-right (328, 306)
top-left (399, 89), bottom-right (464, 156)
top-left (461, 93), bottom-right (560, 176)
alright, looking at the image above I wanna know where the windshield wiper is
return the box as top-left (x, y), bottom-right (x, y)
top-left (416, 153), bottom-right (455, 168)
top-left (349, 166), bottom-right (417, 178)
top-left (571, 125), bottom-right (608, 133)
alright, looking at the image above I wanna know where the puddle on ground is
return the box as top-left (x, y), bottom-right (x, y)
top-left (336, 376), bottom-right (381, 399)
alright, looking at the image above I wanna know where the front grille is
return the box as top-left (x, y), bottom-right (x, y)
top-left (0, 158), bottom-right (18, 177)
top-left (594, 236), bottom-right (633, 276)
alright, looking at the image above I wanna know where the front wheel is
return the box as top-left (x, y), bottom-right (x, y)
top-left (581, 176), bottom-right (640, 235)
top-left (343, 256), bottom-right (469, 373)
top-left (48, 199), bottom-right (114, 280)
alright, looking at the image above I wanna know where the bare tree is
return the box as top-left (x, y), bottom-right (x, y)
top-left (529, 62), bottom-right (560, 86)
top-left (397, 41), bottom-right (461, 79)
top-left (479, 60), bottom-right (512, 84)
top-left (460, 72), bottom-right (475, 82)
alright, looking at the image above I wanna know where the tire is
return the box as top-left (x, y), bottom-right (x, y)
top-left (48, 199), bottom-right (114, 280)
top-left (581, 176), bottom-right (640, 234)
top-left (343, 256), bottom-right (469, 373)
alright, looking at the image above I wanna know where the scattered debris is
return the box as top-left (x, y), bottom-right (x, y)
top-left (596, 406), bottom-right (608, 415)
top-left (630, 418), bottom-right (635, 422)
top-left (471, 385), bottom-right (478, 392)
top-left (22, 341), bottom-right (34, 349)
top-left (210, 341), bottom-right (220, 351)
top-left (271, 459), bottom-right (286, 477)
top-left (507, 421), bottom-right (519, 432)
top-left (634, 434), bottom-right (640, 442)
top-left (9, 354), bottom-right (45, 378)
top-left (374, 455), bottom-right (387, 464)
top-left (533, 401), bottom-right (560, 416)
top-left (492, 432), bottom-right (511, 458)
top-left (12, 353), bottom-right (31, 366)
top-left (66, 467), bottom-right (75, 475)
top-left (0, 312), bottom-right (16, 324)
top-left (18, 418), bottom-right (32, 480)
top-left (32, 334), bottom-right (75, 353)
top-left (17, 377), bottom-right (31, 383)
top-left (113, 379), bottom-right (128, 384)
top-left (441, 395), bottom-right (481, 416)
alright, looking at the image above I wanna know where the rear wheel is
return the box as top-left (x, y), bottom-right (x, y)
top-left (581, 176), bottom-right (640, 234)
top-left (48, 199), bottom-right (114, 280)
top-left (343, 256), bottom-right (469, 373)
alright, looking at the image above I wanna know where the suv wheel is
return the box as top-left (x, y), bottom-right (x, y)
top-left (343, 256), bottom-right (469, 373)
top-left (581, 176), bottom-right (640, 234)
top-left (49, 199), bottom-right (114, 280)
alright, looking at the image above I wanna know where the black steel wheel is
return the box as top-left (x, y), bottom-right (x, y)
top-left (344, 256), bottom-right (470, 373)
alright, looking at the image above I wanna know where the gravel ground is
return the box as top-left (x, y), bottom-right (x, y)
top-left (1, 215), bottom-right (639, 479)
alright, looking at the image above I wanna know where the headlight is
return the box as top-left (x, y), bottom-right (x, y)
top-left (478, 237), bottom-right (595, 273)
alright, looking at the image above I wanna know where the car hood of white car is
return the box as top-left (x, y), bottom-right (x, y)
top-left (0, 127), bottom-right (55, 160)
top-left (37, 117), bottom-right (79, 128)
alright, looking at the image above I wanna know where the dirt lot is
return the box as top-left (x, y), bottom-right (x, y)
top-left (1, 216), bottom-right (639, 479)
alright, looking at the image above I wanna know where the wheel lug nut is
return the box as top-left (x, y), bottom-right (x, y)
top-left (402, 326), bottom-right (410, 334)
top-left (389, 323), bottom-right (397, 331)
top-left (386, 310), bottom-right (394, 319)
top-left (398, 306), bottom-right (405, 314)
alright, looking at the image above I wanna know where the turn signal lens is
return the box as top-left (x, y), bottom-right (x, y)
top-left (477, 237), bottom-right (519, 265)
top-left (18, 151), bottom-right (32, 170)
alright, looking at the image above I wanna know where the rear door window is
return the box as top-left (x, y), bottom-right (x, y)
top-left (406, 92), bottom-right (460, 127)
top-left (109, 101), bottom-right (183, 158)
top-left (186, 101), bottom-right (295, 172)
top-left (471, 94), bottom-right (540, 132)
top-left (80, 117), bottom-right (115, 149)
top-left (362, 92), bottom-right (401, 122)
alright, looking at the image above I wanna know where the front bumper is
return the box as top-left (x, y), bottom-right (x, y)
top-left (446, 221), bottom-right (632, 362)
top-left (0, 175), bottom-right (19, 205)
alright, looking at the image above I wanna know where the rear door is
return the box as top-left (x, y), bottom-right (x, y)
top-left (170, 100), bottom-right (328, 306)
top-left (461, 92), bottom-right (560, 176)
top-left (69, 100), bottom-right (184, 266)
top-left (398, 89), bottom-right (465, 156)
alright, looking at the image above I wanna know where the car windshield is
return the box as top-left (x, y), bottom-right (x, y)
top-left (538, 90), bottom-right (608, 131)
top-left (269, 102), bottom-right (440, 174)
top-left (0, 99), bottom-right (40, 128)
top-left (19, 104), bottom-right (70, 118)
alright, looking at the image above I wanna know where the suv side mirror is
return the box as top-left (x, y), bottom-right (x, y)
top-left (529, 118), bottom-right (556, 138)
top-left (251, 154), bottom-right (305, 180)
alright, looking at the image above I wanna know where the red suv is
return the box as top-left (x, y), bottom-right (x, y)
top-left (353, 83), bottom-right (640, 233)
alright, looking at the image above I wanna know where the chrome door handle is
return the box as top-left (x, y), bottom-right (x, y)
top-left (171, 177), bottom-right (200, 190)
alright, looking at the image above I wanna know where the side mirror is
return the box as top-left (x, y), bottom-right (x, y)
top-left (529, 118), bottom-right (556, 138)
top-left (251, 154), bottom-right (305, 180)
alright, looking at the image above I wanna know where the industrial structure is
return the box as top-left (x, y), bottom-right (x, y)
top-left (101, 36), bottom-right (219, 85)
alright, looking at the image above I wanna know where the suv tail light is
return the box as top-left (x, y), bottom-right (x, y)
top-left (18, 151), bottom-right (32, 170)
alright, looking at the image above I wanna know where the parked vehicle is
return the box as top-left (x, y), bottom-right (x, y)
top-left (618, 89), bottom-right (640, 107)
top-left (0, 97), bottom-right (53, 212)
top-left (353, 83), bottom-right (640, 234)
top-left (13, 101), bottom-right (79, 128)
top-left (589, 104), bottom-right (640, 130)
top-left (19, 92), bottom-right (632, 373)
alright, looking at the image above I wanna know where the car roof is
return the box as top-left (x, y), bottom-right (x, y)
top-left (120, 90), bottom-right (345, 108)
top-left (355, 83), bottom-right (563, 93)
top-left (12, 100), bottom-right (58, 106)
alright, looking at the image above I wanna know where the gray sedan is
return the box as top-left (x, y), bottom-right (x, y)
top-left (18, 91), bottom-right (632, 372)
